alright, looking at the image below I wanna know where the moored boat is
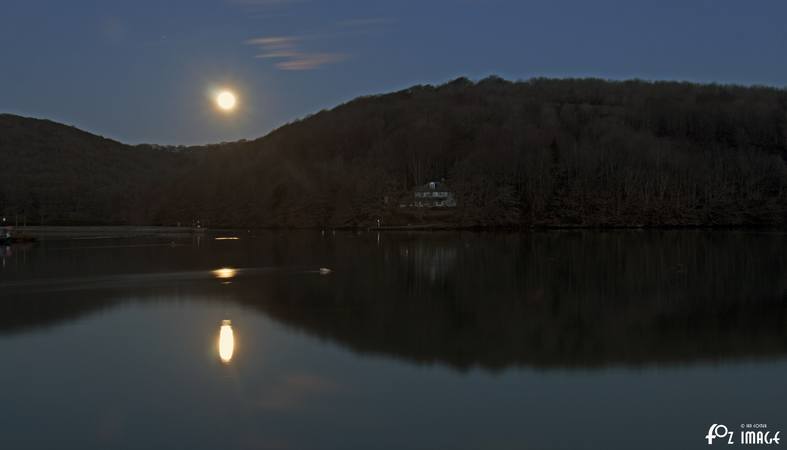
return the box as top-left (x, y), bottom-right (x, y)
top-left (0, 227), bottom-right (37, 245)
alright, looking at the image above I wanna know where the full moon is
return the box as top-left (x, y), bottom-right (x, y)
top-left (216, 91), bottom-right (237, 111)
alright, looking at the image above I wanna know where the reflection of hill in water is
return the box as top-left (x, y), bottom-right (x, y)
top-left (2, 231), bottom-right (787, 369)
top-left (252, 232), bottom-right (787, 369)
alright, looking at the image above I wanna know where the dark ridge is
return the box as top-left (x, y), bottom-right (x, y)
top-left (3, 77), bottom-right (787, 228)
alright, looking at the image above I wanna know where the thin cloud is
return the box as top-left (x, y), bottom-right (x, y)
top-left (254, 50), bottom-right (299, 59)
top-left (246, 36), bottom-right (300, 48)
top-left (246, 34), bottom-right (347, 70)
top-left (275, 53), bottom-right (347, 70)
top-left (240, 2), bottom-right (393, 71)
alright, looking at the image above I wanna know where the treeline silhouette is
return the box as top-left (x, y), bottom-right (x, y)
top-left (3, 76), bottom-right (787, 227)
top-left (0, 114), bottom-right (186, 224)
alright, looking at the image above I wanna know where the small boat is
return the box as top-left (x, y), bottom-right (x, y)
top-left (0, 228), bottom-right (37, 245)
top-left (0, 227), bottom-right (10, 245)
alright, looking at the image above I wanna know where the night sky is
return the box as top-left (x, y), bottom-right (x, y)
top-left (2, 0), bottom-right (785, 145)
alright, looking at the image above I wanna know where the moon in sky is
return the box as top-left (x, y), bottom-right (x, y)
top-left (216, 90), bottom-right (237, 111)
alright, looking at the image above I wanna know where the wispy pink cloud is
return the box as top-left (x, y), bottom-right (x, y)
top-left (275, 53), bottom-right (347, 71)
top-left (242, 6), bottom-right (393, 71)
top-left (254, 50), bottom-right (299, 59)
top-left (246, 36), bottom-right (299, 48)
top-left (246, 34), bottom-right (347, 70)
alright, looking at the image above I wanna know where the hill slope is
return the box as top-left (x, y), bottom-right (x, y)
top-left (0, 114), bottom-right (186, 224)
top-left (3, 77), bottom-right (787, 227)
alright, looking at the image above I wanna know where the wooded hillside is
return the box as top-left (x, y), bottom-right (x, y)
top-left (2, 77), bottom-right (787, 227)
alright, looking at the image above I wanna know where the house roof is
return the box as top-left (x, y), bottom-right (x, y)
top-left (414, 181), bottom-right (451, 192)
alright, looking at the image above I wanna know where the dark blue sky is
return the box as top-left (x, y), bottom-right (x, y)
top-left (2, 0), bottom-right (785, 145)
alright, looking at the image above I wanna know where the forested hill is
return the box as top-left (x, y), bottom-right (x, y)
top-left (3, 77), bottom-right (787, 228)
top-left (0, 114), bottom-right (186, 224)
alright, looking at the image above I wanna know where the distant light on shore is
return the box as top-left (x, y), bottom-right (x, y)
top-left (212, 267), bottom-right (237, 279)
top-left (215, 237), bottom-right (240, 241)
top-left (218, 320), bottom-right (234, 364)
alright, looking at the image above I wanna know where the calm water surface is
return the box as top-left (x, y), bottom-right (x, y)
top-left (1, 230), bottom-right (786, 449)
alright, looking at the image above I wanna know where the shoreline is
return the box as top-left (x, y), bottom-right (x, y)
top-left (6, 224), bottom-right (787, 240)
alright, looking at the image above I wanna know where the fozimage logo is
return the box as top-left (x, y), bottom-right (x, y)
top-left (706, 424), bottom-right (781, 445)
